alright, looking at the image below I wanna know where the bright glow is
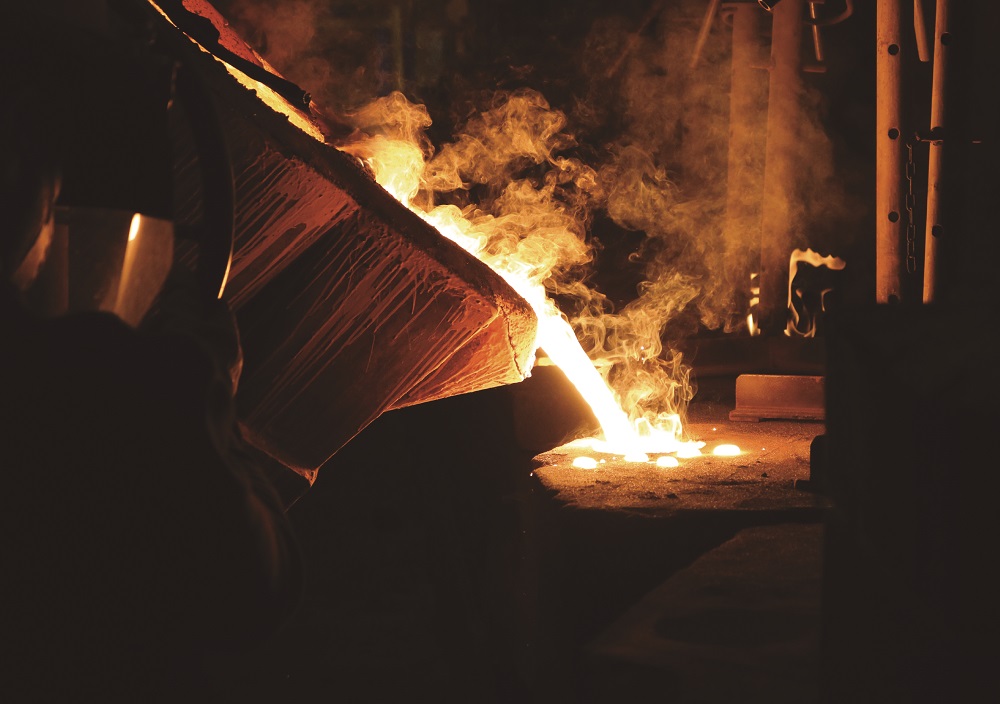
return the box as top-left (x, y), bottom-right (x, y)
top-left (747, 272), bottom-right (760, 336)
top-left (623, 452), bottom-right (649, 463)
top-left (127, 214), bottom-right (141, 242)
top-left (712, 443), bottom-right (742, 456)
top-left (655, 455), bottom-right (679, 468)
top-left (149, 1), bottom-right (325, 142)
top-left (572, 456), bottom-right (599, 469)
top-left (349, 94), bottom-right (697, 460)
top-left (220, 65), bottom-right (324, 141)
top-left (676, 443), bottom-right (705, 458)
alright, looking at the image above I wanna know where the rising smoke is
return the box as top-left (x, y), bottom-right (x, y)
top-left (216, 0), bottom-right (862, 422)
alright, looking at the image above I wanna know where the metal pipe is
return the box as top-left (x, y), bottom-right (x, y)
top-left (758, 0), bottom-right (805, 335)
top-left (690, 0), bottom-right (723, 70)
top-left (809, 2), bottom-right (825, 62)
top-left (723, 0), bottom-right (767, 327)
top-left (914, 0), bottom-right (932, 62)
top-left (806, 0), bottom-right (854, 26)
top-left (923, 0), bottom-right (950, 303)
top-left (876, 0), bottom-right (906, 303)
top-left (391, 4), bottom-right (405, 92)
top-left (607, 0), bottom-right (666, 78)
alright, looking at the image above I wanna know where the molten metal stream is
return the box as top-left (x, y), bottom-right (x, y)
top-left (420, 206), bottom-right (650, 453)
top-left (345, 100), bottom-right (700, 458)
top-left (418, 203), bottom-right (695, 457)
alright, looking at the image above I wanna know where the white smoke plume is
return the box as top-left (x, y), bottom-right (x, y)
top-left (214, 0), bottom-right (865, 423)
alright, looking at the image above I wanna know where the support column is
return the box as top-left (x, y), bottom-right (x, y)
top-left (723, 1), bottom-right (768, 328)
top-left (922, 0), bottom-right (950, 303)
top-left (876, 0), bottom-right (906, 303)
top-left (758, 0), bottom-right (805, 335)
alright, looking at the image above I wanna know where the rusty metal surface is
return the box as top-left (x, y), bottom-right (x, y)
top-left (729, 373), bottom-right (825, 421)
top-left (161, 2), bottom-right (537, 474)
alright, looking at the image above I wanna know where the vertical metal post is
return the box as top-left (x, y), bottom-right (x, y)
top-left (690, 0), bottom-right (723, 70)
top-left (723, 1), bottom-right (767, 322)
top-left (391, 4), bottom-right (405, 92)
top-left (914, 0), bottom-right (932, 62)
top-left (922, 0), bottom-right (950, 303)
top-left (808, 2), bottom-right (825, 63)
top-left (876, 0), bottom-right (906, 303)
top-left (758, 0), bottom-right (805, 335)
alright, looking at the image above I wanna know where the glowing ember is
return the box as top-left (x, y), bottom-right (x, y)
top-left (712, 443), bottom-right (742, 456)
top-left (623, 452), bottom-right (650, 463)
top-left (572, 456), bottom-right (599, 470)
top-left (675, 443), bottom-right (706, 459)
top-left (655, 455), bottom-right (680, 468)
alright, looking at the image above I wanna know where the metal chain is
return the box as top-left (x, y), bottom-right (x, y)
top-left (904, 142), bottom-right (917, 274)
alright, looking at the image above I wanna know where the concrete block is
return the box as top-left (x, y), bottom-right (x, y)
top-left (729, 374), bottom-right (824, 422)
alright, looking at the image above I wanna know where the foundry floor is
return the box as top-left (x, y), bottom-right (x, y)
top-left (207, 369), bottom-right (829, 703)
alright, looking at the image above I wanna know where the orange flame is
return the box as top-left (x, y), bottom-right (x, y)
top-left (747, 271), bottom-right (760, 336)
top-left (342, 91), bottom-right (699, 457)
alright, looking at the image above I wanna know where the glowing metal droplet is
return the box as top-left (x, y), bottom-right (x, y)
top-left (676, 443), bottom-right (704, 459)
